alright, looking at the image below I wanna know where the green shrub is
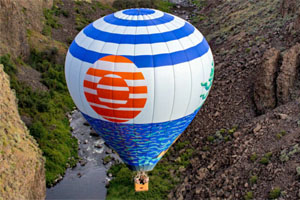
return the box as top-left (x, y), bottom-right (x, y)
top-left (73, 3), bottom-right (93, 31)
top-left (29, 121), bottom-right (48, 141)
top-left (42, 4), bottom-right (63, 36)
top-left (269, 187), bottom-right (281, 199)
top-left (75, 1), bottom-right (83, 6)
top-left (191, 15), bottom-right (206, 24)
top-left (265, 152), bottom-right (272, 158)
top-left (296, 166), bottom-right (300, 176)
top-left (220, 128), bottom-right (226, 134)
top-left (179, 148), bottom-right (194, 167)
top-left (0, 54), bottom-right (17, 76)
top-left (259, 152), bottom-right (272, 165)
top-left (207, 135), bottom-right (214, 142)
top-left (250, 175), bottom-right (258, 184)
top-left (259, 157), bottom-right (269, 165)
top-left (192, 0), bottom-right (207, 9)
top-left (228, 126), bottom-right (237, 134)
top-left (95, 1), bottom-right (110, 10)
top-left (276, 130), bottom-right (286, 139)
top-left (280, 149), bottom-right (289, 162)
top-left (175, 141), bottom-right (190, 151)
top-left (276, 133), bottom-right (282, 139)
top-left (202, 145), bottom-right (209, 151)
top-left (44, 8), bottom-right (61, 29)
top-left (224, 136), bottom-right (230, 142)
top-left (244, 191), bottom-right (253, 200)
top-left (42, 26), bottom-right (52, 36)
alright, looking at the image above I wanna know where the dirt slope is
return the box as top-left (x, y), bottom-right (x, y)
top-left (169, 0), bottom-right (300, 199)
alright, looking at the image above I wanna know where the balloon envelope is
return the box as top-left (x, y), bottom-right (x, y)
top-left (65, 8), bottom-right (214, 171)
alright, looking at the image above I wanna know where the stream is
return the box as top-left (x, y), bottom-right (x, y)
top-left (46, 110), bottom-right (119, 200)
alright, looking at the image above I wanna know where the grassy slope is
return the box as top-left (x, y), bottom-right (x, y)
top-left (0, 49), bottom-right (78, 186)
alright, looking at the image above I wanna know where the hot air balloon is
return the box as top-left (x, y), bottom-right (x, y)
top-left (65, 8), bottom-right (214, 191)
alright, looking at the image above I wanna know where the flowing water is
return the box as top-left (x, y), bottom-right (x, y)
top-left (46, 110), bottom-right (118, 200)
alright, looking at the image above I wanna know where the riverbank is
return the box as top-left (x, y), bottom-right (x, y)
top-left (46, 110), bottom-right (120, 199)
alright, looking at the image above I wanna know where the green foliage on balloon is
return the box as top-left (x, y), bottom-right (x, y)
top-left (0, 53), bottom-right (78, 186)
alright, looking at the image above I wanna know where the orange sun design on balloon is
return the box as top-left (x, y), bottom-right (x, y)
top-left (83, 55), bottom-right (147, 123)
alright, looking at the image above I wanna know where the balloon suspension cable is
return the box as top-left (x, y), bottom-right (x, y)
top-left (134, 171), bottom-right (149, 192)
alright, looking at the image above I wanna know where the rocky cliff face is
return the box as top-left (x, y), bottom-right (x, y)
top-left (0, 64), bottom-right (45, 200)
top-left (0, 0), bottom-right (52, 57)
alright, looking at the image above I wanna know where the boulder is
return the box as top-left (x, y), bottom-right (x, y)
top-left (277, 43), bottom-right (300, 105)
top-left (90, 128), bottom-right (99, 137)
top-left (254, 48), bottom-right (280, 114)
top-left (79, 159), bottom-right (87, 166)
top-left (197, 168), bottom-right (208, 180)
top-left (83, 121), bottom-right (90, 126)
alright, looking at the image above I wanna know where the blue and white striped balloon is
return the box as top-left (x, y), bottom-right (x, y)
top-left (65, 8), bottom-right (214, 171)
